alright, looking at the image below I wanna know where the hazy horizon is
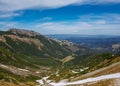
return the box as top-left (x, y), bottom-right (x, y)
top-left (1, 28), bottom-right (120, 36)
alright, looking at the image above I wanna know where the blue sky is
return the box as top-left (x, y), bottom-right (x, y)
top-left (0, 0), bottom-right (120, 35)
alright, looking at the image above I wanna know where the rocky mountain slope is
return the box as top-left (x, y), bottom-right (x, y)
top-left (0, 28), bottom-right (82, 85)
top-left (0, 28), bottom-right (81, 59)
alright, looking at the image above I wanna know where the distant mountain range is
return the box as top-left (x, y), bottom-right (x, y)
top-left (47, 34), bottom-right (120, 39)
top-left (47, 34), bottom-right (120, 53)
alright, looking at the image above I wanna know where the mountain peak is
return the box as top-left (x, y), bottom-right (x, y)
top-left (9, 28), bottom-right (41, 37)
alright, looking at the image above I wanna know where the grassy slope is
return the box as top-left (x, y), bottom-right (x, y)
top-left (48, 52), bottom-right (120, 82)
top-left (64, 52), bottom-right (114, 69)
top-left (0, 30), bottom-right (72, 85)
top-left (0, 42), bottom-right (61, 85)
top-left (69, 56), bottom-right (120, 81)
top-left (0, 46), bottom-right (61, 68)
top-left (0, 30), bottom-right (72, 59)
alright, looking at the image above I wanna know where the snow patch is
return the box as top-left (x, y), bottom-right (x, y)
top-left (71, 70), bottom-right (78, 73)
top-left (37, 72), bottom-right (120, 86)
top-left (17, 68), bottom-right (29, 72)
top-left (66, 73), bottom-right (120, 85)
top-left (36, 71), bottom-right (40, 74)
top-left (0, 64), bottom-right (8, 68)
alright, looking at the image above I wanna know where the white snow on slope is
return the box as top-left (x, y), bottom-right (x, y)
top-left (45, 72), bottom-right (120, 86)
top-left (17, 68), bottom-right (29, 72)
top-left (36, 76), bottom-right (50, 85)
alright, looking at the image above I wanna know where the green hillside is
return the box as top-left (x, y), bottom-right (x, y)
top-left (0, 29), bottom-right (83, 85)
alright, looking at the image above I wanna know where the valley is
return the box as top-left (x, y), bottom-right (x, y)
top-left (0, 29), bottom-right (120, 86)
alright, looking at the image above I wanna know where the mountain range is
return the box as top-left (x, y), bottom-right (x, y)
top-left (0, 29), bottom-right (120, 86)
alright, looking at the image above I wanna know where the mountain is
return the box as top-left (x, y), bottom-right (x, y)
top-left (0, 28), bottom-right (82, 85)
top-left (0, 29), bottom-right (120, 86)
top-left (0, 29), bottom-right (81, 59)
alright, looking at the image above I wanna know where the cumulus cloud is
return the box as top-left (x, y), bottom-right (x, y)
top-left (0, 0), bottom-right (120, 12)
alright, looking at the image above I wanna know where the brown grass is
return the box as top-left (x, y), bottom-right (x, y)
top-left (70, 57), bottom-right (120, 81)
top-left (93, 63), bottom-right (120, 77)
top-left (0, 80), bottom-right (39, 86)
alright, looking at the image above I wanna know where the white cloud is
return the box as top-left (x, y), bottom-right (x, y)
top-left (0, 0), bottom-right (81, 12)
top-left (79, 14), bottom-right (120, 24)
top-left (0, 20), bottom-right (120, 35)
top-left (33, 14), bottom-right (120, 35)
top-left (34, 21), bottom-right (120, 35)
top-left (0, 21), bottom-right (18, 31)
top-left (0, 0), bottom-right (120, 12)
top-left (91, 20), bottom-right (106, 24)
top-left (91, 0), bottom-right (120, 4)
top-left (0, 12), bottom-right (22, 18)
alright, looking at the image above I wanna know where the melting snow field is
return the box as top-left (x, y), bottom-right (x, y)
top-left (36, 72), bottom-right (120, 86)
